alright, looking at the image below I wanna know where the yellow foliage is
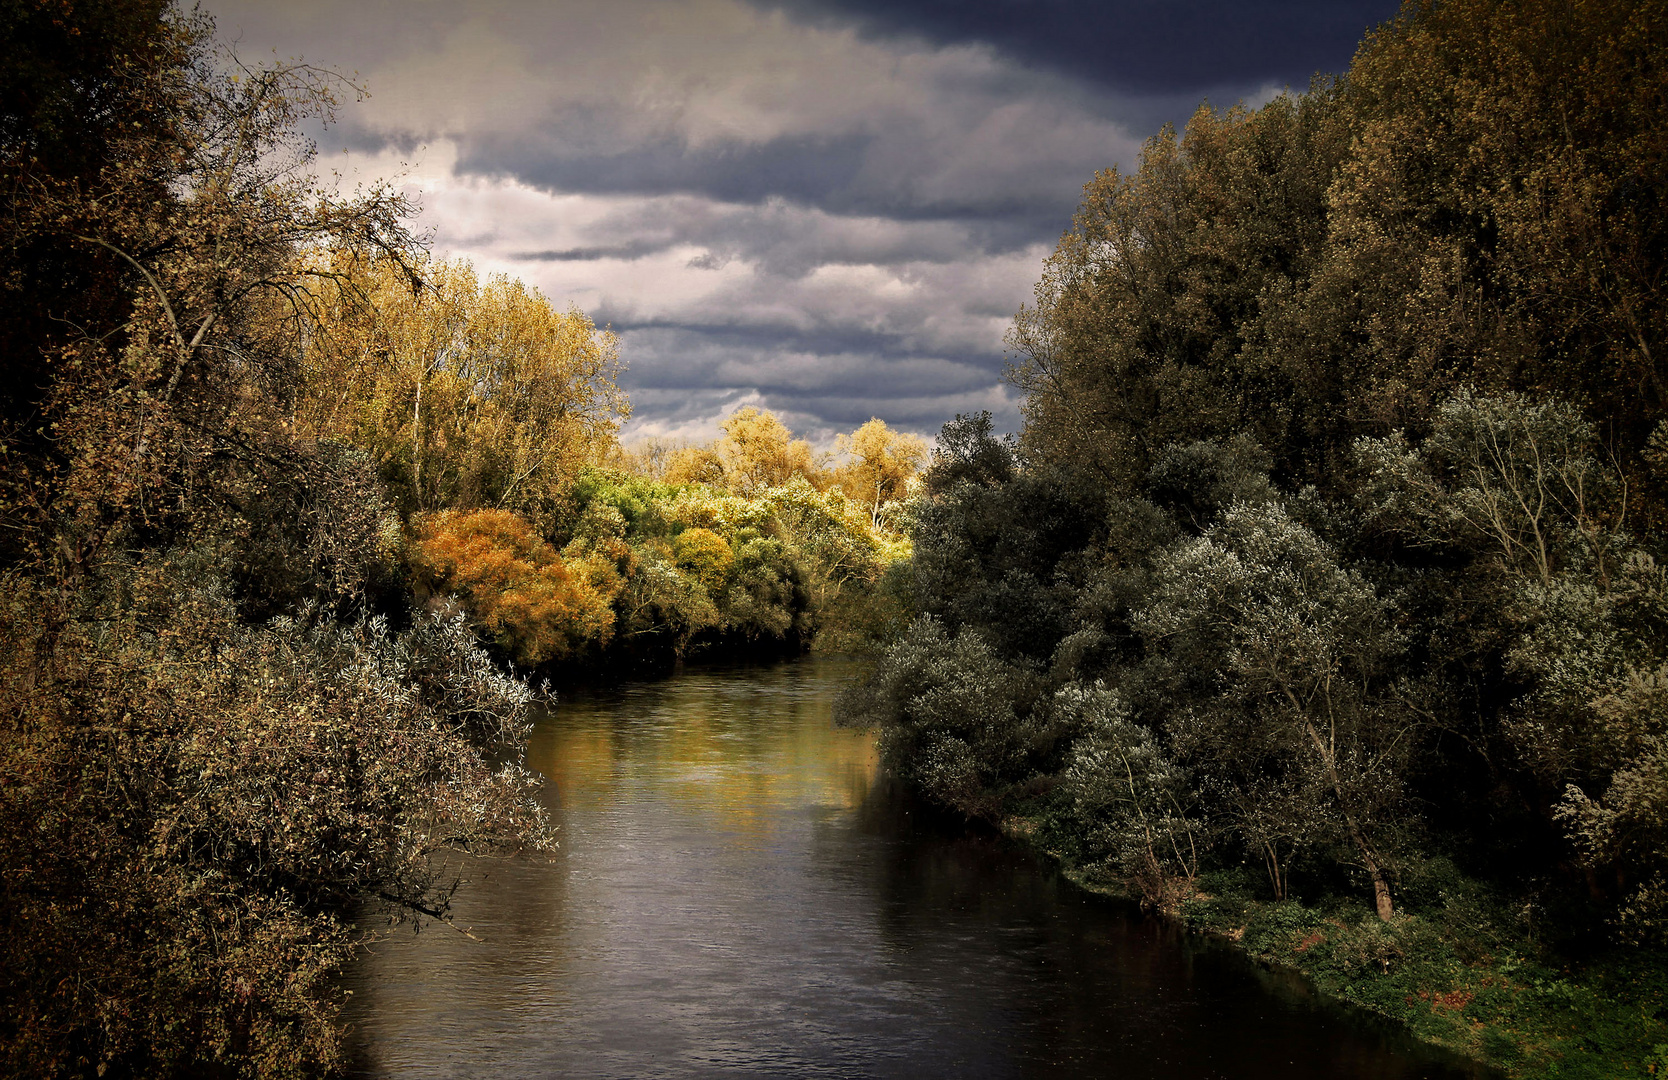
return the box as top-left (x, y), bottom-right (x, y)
top-left (664, 444), bottom-right (727, 487)
top-left (717, 407), bottom-right (827, 494)
top-left (834, 417), bottom-right (928, 524)
top-left (644, 408), bottom-right (829, 495)
top-left (409, 509), bottom-right (616, 666)
top-left (295, 252), bottom-right (629, 530)
top-left (667, 484), bottom-right (771, 534)
top-left (673, 527), bottom-right (733, 593)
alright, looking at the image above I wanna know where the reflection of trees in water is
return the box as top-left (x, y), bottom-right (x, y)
top-left (347, 659), bottom-right (1482, 1080)
top-left (535, 659), bottom-right (880, 840)
top-left (830, 770), bottom-right (1483, 1080)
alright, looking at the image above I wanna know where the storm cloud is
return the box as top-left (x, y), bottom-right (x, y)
top-left (210, 0), bottom-right (1397, 444)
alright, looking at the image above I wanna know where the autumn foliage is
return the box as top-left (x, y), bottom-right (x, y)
top-left (410, 509), bottom-right (618, 667)
top-left (673, 527), bottom-right (733, 593)
top-left (0, 7), bottom-right (555, 1075)
top-left (295, 254), bottom-right (629, 533)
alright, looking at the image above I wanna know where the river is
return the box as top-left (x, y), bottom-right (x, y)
top-left (342, 655), bottom-right (1488, 1079)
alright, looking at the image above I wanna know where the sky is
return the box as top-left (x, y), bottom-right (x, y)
top-left (210, 0), bottom-right (1400, 447)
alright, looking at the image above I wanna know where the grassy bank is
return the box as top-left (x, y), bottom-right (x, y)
top-left (999, 813), bottom-right (1668, 1079)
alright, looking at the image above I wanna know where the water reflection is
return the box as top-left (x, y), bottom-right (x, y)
top-left (343, 656), bottom-right (1488, 1079)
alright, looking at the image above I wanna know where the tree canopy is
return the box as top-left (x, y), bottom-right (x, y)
top-left (853, 3), bottom-right (1668, 1071)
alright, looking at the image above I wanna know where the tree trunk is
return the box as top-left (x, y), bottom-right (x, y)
top-left (1263, 841), bottom-right (1285, 902)
top-left (413, 375), bottom-right (423, 506)
top-left (1300, 715), bottom-right (1394, 921)
top-left (1364, 849), bottom-right (1394, 921)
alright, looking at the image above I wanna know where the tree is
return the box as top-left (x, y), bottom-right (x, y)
top-left (0, 555), bottom-right (553, 1076)
top-left (839, 616), bottom-right (1054, 817)
top-left (1061, 682), bottom-right (1201, 909)
top-left (1009, 0), bottom-right (1668, 510)
top-left (1007, 92), bottom-right (1351, 490)
top-left (715, 406), bottom-right (825, 495)
top-left (1138, 502), bottom-right (1412, 920)
top-left (1358, 390), bottom-right (1668, 935)
top-left (835, 417), bottom-right (927, 525)
top-left (672, 527), bottom-right (732, 593)
top-left (296, 254), bottom-right (628, 530)
top-left (0, 9), bottom-right (554, 1073)
top-left (1, 0), bottom-right (175, 526)
top-left (1332, 0), bottom-right (1668, 495)
top-left (1, 20), bottom-right (417, 575)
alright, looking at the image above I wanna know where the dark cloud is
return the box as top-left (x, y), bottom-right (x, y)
top-left (513, 243), bottom-right (673, 262)
top-left (458, 131), bottom-right (873, 211)
top-left (441, 85), bottom-right (1125, 236)
top-left (607, 319), bottom-right (1002, 366)
top-left (615, 325), bottom-right (1001, 389)
top-left (206, 0), bottom-right (1392, 445)
top-left (761, 0), bottom-right (1401, 95)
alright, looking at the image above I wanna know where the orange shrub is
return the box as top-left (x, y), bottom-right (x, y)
top-left (410, 509), bottom-right (616, 666)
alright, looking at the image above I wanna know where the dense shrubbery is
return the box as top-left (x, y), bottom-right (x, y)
top-left (410, 508), bottom-right (619, 667)
top-left (848, 0), bottom-right (1668, 1073)
top-left (0, 559), bottom-right (550, 1077)
top-left (540, 466), bottom-right (904, 667)
top-left (0, 6), bottom-right (555, 1074)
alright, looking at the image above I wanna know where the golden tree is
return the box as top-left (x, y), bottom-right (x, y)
top-left (715, 407), bottom-right (825, 494)
top-left (296, 254), bottom-right (628, 529)
top-left (835, 418), bottom-right (927, 525)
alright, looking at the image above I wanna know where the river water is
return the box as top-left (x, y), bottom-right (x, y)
top-left (342, 656), bottom-right (1486, 1079)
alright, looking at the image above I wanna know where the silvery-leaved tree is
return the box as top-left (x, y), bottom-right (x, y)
top-left (1138, 501), bottom-right (1413, 920)
top-left (1060, 682), bottom-right (1202, 909)
top-left (1358, 389), bottom-right (1668, 939)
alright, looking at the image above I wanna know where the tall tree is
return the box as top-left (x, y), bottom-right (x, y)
top-left (296, 254), bottom-right (627, 530)
top-left (835, 417), bottom-right (927, 525)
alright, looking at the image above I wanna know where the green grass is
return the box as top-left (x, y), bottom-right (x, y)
top-left (1003, 816), bottom-right (1668, 1078)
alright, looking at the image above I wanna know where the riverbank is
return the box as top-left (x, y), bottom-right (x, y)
top-left (344, 656), bottom-right (1480, 1079)
top-left (998, 813), bottom-right (1668, 1080)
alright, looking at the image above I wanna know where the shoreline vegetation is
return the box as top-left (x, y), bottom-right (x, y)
top-left (0, 4), bottom-right (918, 1074)
top-left (4, 0), bottom-right (1667, 1076)
top-left (998, 812), bottom-right (1666, 1078)
top-left (839, 1), bottom-right (1668, 1077)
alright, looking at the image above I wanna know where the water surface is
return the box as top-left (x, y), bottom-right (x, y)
top-left (343, 656), bottom-right (1485, 1079)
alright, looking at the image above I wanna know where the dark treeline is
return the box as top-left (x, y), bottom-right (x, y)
top-left (0, 4), bottom-right (556, 1076)
top-left (847, 0), bottom-right (1668, 1074)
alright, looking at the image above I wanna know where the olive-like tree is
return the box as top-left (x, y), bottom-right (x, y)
top-left (1139, 501), bottom-right (1414, 919)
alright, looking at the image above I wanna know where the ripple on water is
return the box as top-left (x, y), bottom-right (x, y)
top-left (342, 655), bottom-right (1491, 1080)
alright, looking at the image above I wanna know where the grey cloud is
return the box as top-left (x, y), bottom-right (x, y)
top-left (616, 327), bottom-right (997, 395)
top-left (760, 0), bottom-right (1396, 96)
top-left (512, 242), bottom-right (674, 262)
top-left (456, 130), bottom-right (875, 212)
top-left (438, 112), bottom-right (1124, 243)
top-left (572, 197), bottom-right (1043, 278)
top-left (206, 0), bottom-right (1381, 449)
top-left (611, 321), bottom-right (1002, 368)
top-left (612, 322), bottom-right (1014, 441)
